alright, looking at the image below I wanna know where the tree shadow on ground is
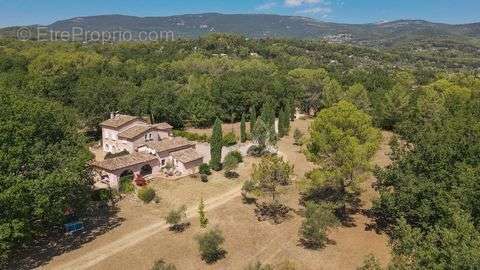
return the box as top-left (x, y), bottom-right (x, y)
top-left (9, 205), bottom-right (124, 270)
top-left (254, 202), bottom-right (294, 225)
top-left (168, 222), bottom-right (191, 233)
top-left (300, 188), bottom-right (363, 228)
top-left (298, 238), bottom-right (337, 250)
top-left (362, 208), bottom-right (390, 234)
top-left (203, 249), bottom-right (228, 265)
top-left (336, 196), bottom-right (363, 228)
top-left (241, 193), bottom-right (257, 205)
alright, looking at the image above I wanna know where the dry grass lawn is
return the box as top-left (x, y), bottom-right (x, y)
top-left (44, 118), bottom-right (392, 270)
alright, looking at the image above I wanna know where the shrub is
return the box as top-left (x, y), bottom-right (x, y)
top-left (223, 154), bottom-right (239, 178)
top-left (151, 259), bottom-right (177, 270)
top-left (200, 174), bottom-right (209, 182)
top-left (93, 189), bottom-right (112, 202)
top-left (299, 202), bottom-right (339, 249)
top-left (198, 198), bottom-right (208, 228)
top-left (165, 205), bottom-right (188, 232)
top-left (119, 176), bottom-right (135, 193)
top-left (227, 150), bottom-right (243, 163)
top-left (196, 228), bottom-right (226, 264)
top-left (224, 171), bottom-right (239, 179)
top-left (222, 132), bottom-right (237, 146)
top-left (242, 180), bottom-right (257, 194)
top-left (241, 180), bottom-right (257, 204)
top-left (172, 130), bottom-right (209, 142)
top-left (247, 145), bottom-right (268, 157)
top-left (164, 160), bottom-right (174, 170)
top-left (199, 163), bottom-right (211, 175)
top-left (293, 129), bottom-right (303, 146)
top-left (138, 187), bottom-right (156, 203)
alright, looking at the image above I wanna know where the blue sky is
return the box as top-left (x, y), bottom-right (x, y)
top-left (1, 0), bottom-right (479, 27)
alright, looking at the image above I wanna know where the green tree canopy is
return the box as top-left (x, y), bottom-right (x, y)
top-left (0, 89), bottom-right (92, 264)
top-left (306, 101), bottom-right (381, 211)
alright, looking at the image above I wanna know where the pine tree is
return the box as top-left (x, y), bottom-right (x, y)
top-left (199, 198), bottom-right (208, 228)
top-left (210, 118), bottom-right (223, 171)
top-left (240, 114), bottom-right (247, 143)
top-left (250, 106), bottom-right (256, 133)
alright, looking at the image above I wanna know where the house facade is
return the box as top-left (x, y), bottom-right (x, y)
top-left (100, 114), bottom-right (173, 154)
top-left (137, 137), bottom-right (203, 175)
top-left (92, 113), bottom-right (204, 189)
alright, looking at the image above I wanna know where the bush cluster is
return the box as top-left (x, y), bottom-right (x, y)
top-left (199, 163), bottom-right (211, 175)
top-left (222, 132), bottom-right (237, 146)
top-left (196, 228), bottom-right (226, 264)
top-left (227, 150), bottom-right (243, 163)
top-left (119, 176), bottom-right (135, 193)
top-left (138, 187), bottom-right (156, 203)
top-left (172, 130), bottom-right (209, 142)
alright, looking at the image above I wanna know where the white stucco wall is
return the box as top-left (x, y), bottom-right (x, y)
top-left (158, 130), bottom-right (171, 140)
top-left (102, 120), bottom-right (151, 154)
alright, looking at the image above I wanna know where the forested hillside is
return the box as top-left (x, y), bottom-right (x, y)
top-left (2, 13), bottom-right (480, 46)
top-left (1, 34), bottom-right (480, 268)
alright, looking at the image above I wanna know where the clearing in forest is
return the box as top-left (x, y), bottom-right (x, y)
top-left (45, 118), bottom-right (391, 270)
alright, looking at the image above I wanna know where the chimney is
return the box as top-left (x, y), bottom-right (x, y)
top-left (110, 112), bottom-right (115, 119)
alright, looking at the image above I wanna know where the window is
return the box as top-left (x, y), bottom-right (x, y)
top-left (144, 134), bottom-right (148, 141)
top-left (161, 159), bottom-right (165, 166)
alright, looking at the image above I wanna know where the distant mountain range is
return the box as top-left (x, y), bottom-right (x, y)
top-left (2, 13), bottom-right (480, 45)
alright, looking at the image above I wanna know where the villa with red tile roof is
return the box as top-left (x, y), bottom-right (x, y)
top-left (92, 113), bottom-right (204, 189)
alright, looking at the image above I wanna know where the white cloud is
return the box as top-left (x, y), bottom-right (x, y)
top-left (295, 6), bottom-right (332, 15)
top-left (284, 0), bottom-right (333, 17)
top-left (256, 2), bottom-right (278, 10)
top-left (284, 0), bottom-right (324, 7)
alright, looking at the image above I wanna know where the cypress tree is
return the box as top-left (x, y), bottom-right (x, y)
top-left (250, 106), bottom-right (256, 133)
top-left (278, 108), bottom-right (286, 138)
top-left (240, 114), bottom-right (247, 143)
top-left (284, 104), bottom-right (292, 132)
top-left (261, 100), bottom-right (275, 129)
top-left (252, 118), bottom-right (268, 148)
top-left (210, 118), bottom-right (223, 171)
